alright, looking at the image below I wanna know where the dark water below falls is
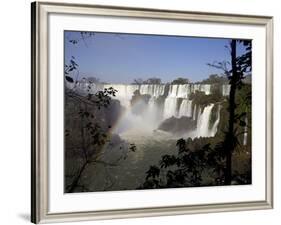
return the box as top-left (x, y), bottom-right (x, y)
top-left (73, 83), bottom-right (228, 192)
top-left (79, 130), bottom-right (178, 192)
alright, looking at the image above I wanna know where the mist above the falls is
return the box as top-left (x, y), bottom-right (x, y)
top-left (99, 84), bottom-right (224, 139)
top-left (66, 81), bottom-right (226, 140)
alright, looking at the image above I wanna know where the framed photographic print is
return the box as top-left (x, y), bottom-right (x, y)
top-left (31, 1), bottom-right (273, 223)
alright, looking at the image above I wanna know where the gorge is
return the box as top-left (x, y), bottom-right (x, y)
top-left (65, 80), bottom-right (251, 191)
top-left (68, 81), bottom-right (230, 139)
top-left (63, 33), bottom-right (252, 192)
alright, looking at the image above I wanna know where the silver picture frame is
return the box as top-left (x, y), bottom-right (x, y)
top-left (31, 1), bottom-right (273, 223)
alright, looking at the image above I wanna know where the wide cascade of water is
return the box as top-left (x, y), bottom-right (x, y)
top-left (139, 84), bottom-right (165, 97)
top-left (68, 81), bottom-right (229, 138)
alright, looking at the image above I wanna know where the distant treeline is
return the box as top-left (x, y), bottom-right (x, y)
top-left (75, 74), bottom-right (251, 85)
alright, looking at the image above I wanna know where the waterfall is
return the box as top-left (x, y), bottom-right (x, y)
top-left (67, 82), bottom-right (226, 138)
top-left (103, 84), bottom-right (139, 108)
top-left (163, 97), bottom-right (178, 119)
top-left (162, 84), bottom-right (212, 119)
top-left (163, 85), bottom-right (175, 119)
top-left (192, 104), bottom-right (197, 120)
top-left (177, 84), bottom-right (190, 98)
top-left (191, 84), bottom-right (198, 93)
top-left (196, 106), bottom-right (202, 126)
top-left (195, 104), bottom-right (215, 137)
top-left (210, 105), bottom-right (222, 136)
top-left (199, 84), bottom-right (211, 95)
top-left (139, 84), bottom-right (165, 97)
top-left (178, 100), bottom-right (193, 118)
top-left (67, 82), bottom-right (217, 97)
top-left (222, 84), bottom-right (231, 96)
top-left (168, 85), bottom-right (179, 97)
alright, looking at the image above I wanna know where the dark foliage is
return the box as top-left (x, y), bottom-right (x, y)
top-left (64, 31), bottom-right (133, 192)
top-left (189, 90), bottom-right (224, 107)
top-left (141, 39), bottom-right (252, 189)
top-left (171, 77), bottom-right (190, 84)
top-left (132, 77), bottom-right (162, 85)
top-left (199, 74), bottom-right (228, 84)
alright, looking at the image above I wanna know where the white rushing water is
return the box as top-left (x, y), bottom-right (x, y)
top-left (140, 84), bottom-right (165, 97)
top-left (103, 84), bottom-right (139, 108)
top-left (163, 97), bottom-right (178, 119)
top-left (195, 104), bottom-right (215, 137)
top-left (210, 105), bottom-right (222, 137)
top-left (222, 84), bottom-right (231, 96)
top-left (178, 99), bottom-right (193, 118)
top-left (192, 104), bottom-right (197, 121)
top-left (68, 82), bottom-right (228, 138)
top-left (68, 82), bottom-right (230, 99)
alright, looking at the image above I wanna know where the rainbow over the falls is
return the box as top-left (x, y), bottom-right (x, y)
top-left (66, 81), bottom-right (230, 139)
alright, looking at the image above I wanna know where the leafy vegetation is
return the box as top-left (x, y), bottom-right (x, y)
top-left (132, 77), bottom-right (162, 85)
top-left (64, 33), bottom-right (136, 192)
top-left (141, 136), bottom-right (251, 189)
top-left (142, 39), bottom-right (252, 188)
top-left (171, 77), bottom-right (190, 84)
top-left (199, 74), bottom-right (228, 84)
top-left (64, 32), bottom-right (252, 191)
top-left (189, 90), bottom-right (224, 107)
top-left (86, 76), bottom-right (100, 83)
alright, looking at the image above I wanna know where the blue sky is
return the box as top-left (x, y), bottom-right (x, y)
top-left (64, 31), bottom-right (247, 83)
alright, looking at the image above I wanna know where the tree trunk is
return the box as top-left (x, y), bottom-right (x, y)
top-left (225, 40), bottom-right (238, 185)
